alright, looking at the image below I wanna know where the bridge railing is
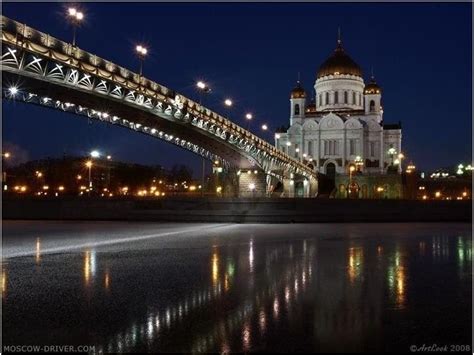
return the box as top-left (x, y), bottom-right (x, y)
top-left (1, 15), bottom-right (315, 178)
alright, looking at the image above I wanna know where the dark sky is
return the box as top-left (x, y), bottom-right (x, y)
top-left (3, 2), bottom-right (472, 175)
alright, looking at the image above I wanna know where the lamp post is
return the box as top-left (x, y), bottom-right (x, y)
top-left (196, 81), bottom-right (211, 197)
top-left (348, 165), bottom-right (356, 198)
top-left (85, 160), bottom-right (93, 190)
top-left (397, 153), bottom-right (404, 173)
top-left (224, 99), bottom-right (233, 121)
top-left (245, 113), bottom-right (253, 130)
top-left (2, 152), bottom-right (11, 190)
top-left (106, 155), bottom-right (112, 189)
top-left (354, 155), bottom-right (364, 172)
top-left (387, 147), bottom-right (397, 166)
top-left (135, 45), bottom-right (148, 77)
top-left (67, 7), bottom-right (84, 47)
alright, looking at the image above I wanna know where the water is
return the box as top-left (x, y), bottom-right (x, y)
top-left (2, 222), bottom-right (472, 353)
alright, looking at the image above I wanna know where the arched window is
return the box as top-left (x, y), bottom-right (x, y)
top-left (295, 104), bottom-right (300, 115)
top-left (325, 92), bottom-right (329, 105)
top-left (344, 91), bottom-right (348, 104)
top-left (308, 140), bottom-right (313, 156)
top-left (358, 93), bottom-right (361, 106)
top-left (319, 94), bottom-right (322, 106)
top-left (352, 92), bottom-right (356, 104)
top-left (370, 100), bottom-right (375, 112)
top-left (334, 91), bottom-right (339, 104)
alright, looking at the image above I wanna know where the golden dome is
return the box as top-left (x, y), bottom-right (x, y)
top-left (290, 81), bottom-right (306, 99)
top-left (364, 76), bottom-right (382, 94)
top-left (317, 40), bottom-right (362, 79)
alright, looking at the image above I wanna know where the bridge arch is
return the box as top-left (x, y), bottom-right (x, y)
top-left (1, 15), bottom-right (317, 195)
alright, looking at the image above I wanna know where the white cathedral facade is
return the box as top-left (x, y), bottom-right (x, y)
top-left (275, 36), bottom-right (402, 180)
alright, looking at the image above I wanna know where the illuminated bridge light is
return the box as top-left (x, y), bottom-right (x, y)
top-left (8, 86), bottom-right (18, 95)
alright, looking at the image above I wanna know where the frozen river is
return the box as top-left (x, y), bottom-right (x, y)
top-left (2, 221), bottom-right (472, 352)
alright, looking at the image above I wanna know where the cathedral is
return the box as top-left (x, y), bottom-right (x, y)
top-left (275, 35), bottom-right (402, 190)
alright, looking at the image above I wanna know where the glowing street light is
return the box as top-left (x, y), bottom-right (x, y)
top-left (8, 86), bottom-right (18, 96)
top-left (245, 113), bottom-right (253, 130)
top-left (261, 124), bottom-right (268, 131)
top-left (85, 160), bottom-right (93, 188)
top-left (355, 155), bottom-right (364, 171)
top-left (67, 7), bottom-right (84, 47)
top-left (135, 45), bottom-right (148, 76)
top-left (90, 150), bottom-right (100, 158)
top-left (195, 80), bottom-right (211, 197)
top-left (196, 81), bottom-right (211, 107)
top-left (2, 152), bottom-right (11, 159)
top-left (349, 165), bottom-right (356, 185)
top-left (224, 99), bottom-right (233, 107)
top-left (106, 155), bottom-right (112, 160)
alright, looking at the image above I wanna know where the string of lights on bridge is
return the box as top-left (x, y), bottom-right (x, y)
top-left (63, 6), bottom-right (274, 141)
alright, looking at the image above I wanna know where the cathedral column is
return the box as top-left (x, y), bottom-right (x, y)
top-left (342, 127), bottom-right (346, 169)
top-left (317, 129), bottom-right (321, 170)
top-left (379, 129), bottom-right (384, 173)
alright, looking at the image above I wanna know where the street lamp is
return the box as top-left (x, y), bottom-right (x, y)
top-left (224, 99), bottom-right (233, 107)
top-left (2, 152), bottom-right (11, 189)
top-left (355, 155), bottom-right (364, 172)
top-left (135, 45), bottom-right (148, 76)
top-left (249, 182), bottom-right (256, 198)
top-left (67, 7), bottom-right (84, 47)
top-left (397, 153), bottom-right (404, 172)
top-left (90, 150), bottom-right (100, 158)
top-left (387, 147), bottom-right (397, 166)
top-left (85, 160), bottom-right (93, 188)
top-left (349, 165), bottom-right (355, 182)
top-left (245, 113), bottom-right (252, 130)
top-left (196, 81), bottom-right (211, 197)
top-left (196, 81), bottom-right (211, 107)
top-left (8, 87), bottom-right (18, 97)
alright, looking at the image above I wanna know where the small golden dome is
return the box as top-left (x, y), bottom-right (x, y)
top-left (290, 81), bottom-right (306, 99)
top-left (364, 76), bottom-right (382, 95)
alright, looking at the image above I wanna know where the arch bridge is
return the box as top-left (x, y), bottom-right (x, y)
top-left (1, 16), bottom-right (317, 197)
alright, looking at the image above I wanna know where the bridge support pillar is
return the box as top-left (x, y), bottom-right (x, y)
top-left (237, 169), bottom-right (267, 198)
top-left (308, 176), bottom-right (318, 197)
top-left (282, 178), bottom-right (295, 198)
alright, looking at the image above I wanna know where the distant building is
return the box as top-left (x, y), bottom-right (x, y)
top-left (275, 33), bottom-right (403, 198)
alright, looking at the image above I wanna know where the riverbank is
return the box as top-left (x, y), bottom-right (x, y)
top-left (2, 197), bottom-right (471, 223)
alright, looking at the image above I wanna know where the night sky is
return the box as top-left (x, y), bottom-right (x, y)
top-left (3, 2), bottom-right (472, 175)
